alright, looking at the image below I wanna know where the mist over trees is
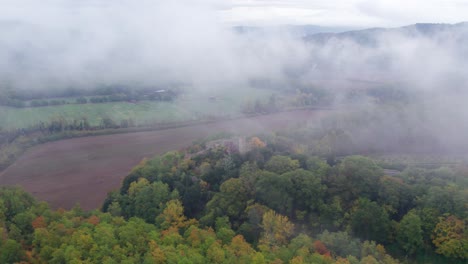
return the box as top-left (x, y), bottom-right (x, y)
top-left (2, 9), bottom-right (468, 155)
top-left (1, 1), bottom-right (468, 264)
top-left (1, 1), bottom-right (468, 150)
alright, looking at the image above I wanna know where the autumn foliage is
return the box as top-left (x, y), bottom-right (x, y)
top-left (249, 136), bottom-right (266, 148)
top-left (314, 240), bottom-right (331, 257)
top-left (1, 134), bottom-right (467, 263)
top-left (31, 216), bottom-right (47, 229)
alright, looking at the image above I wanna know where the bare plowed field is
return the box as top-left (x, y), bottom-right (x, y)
top-left (0, 110), bottom-right (327, 210)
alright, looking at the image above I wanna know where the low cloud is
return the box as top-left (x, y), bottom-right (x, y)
top-left (1, 1), bottom-right (468, 154)
top-left (1, 1), bottom-right (467, 101)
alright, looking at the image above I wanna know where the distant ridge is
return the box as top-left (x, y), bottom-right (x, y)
top-left (304, 22), bottom-right (468, 45)
top-left (233, 25), bottom-right (360, 36)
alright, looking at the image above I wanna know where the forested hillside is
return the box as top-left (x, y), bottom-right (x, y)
top-left (1, 0), bottom-right (468, 262)
top-left (1, 133), bottom-right (466, 263)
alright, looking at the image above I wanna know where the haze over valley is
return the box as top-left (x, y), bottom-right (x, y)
top-left (0, 1), bottom-right (467, 263)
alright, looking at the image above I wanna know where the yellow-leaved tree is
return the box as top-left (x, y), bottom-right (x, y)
top-left (259, 210), bottom-right (294, 249)
top-left (432, 215), bottom-right (468, 259)
top-left (156, 199), bottom-right (197, 230)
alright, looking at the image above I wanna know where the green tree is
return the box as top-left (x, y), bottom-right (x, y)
top-left (318, 231), bottom-right (361, 258)
top-left (255, 171), bottom-right (293, 215)
top-left (319, 196), bottom-right (344, 229)
top-left (0, 186), bottom-right (36, 222)
top-left (349, 198), bottom-right (390, 243)
top-left (396, 211), bottom-right (423, 255)
top-left (0, 239), bottom-right (24, 263)
top-left (264, 156), bottom-right (300, 174)
top-left (282, 169), bottom-right (326, 213)
top-left (91, 222), bottom-right (118, 261)
top-left (100, 116), bottom-right (117, 129)
top-left (377, 175), bottom-right (413, 217)
top-left (128, 179), bottom-right (172, 223)
top-left (334, 156), bottom-right (383, 202)
top-left (205, 178), bottom-right (250, 222)
top-left (422, 186), bottom-right (466, 218)
top-left (238, 203), bottom-right (269, 243)
top-left (305, 156), bottom-right (331, 177)
top-left (416, 207), bottom-right (440, 243)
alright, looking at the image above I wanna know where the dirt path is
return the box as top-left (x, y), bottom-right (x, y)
top-left (0, 110), bottom-right (327, 210)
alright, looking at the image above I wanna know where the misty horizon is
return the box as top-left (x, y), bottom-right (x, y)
top-left (1, 18), bottom-right (468, 90)
top-left (1, 2), bottom-right (467, 263)
top-left (2, 7), bottom-right (468, 155)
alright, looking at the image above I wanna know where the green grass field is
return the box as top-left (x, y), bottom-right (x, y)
top-left (0, 88), bottom-right (274, 130)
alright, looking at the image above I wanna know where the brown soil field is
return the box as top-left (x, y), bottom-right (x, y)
top-left (0, 110), bottom-right (328, 210)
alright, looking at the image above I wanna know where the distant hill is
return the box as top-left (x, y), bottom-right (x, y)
top-left (233, 25), bottom-right (359, 37)
top-left (304, 22), bottom-right (468, 46)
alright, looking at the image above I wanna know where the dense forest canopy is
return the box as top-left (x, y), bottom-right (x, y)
top-left (1, 131), bottom-right (467, 263)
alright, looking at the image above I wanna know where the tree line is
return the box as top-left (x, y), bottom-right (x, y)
top-left (0, 86), bottom-right (178, 108)
top-left (0, 116), bottom-right (136, 172)
top-left (0, 135), bottom-right (466, 263)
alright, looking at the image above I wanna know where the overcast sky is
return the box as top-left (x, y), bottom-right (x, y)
top-left (1, 0), bottom-right (467, 28)
top-left (220, 0), bottom-right (468, 27)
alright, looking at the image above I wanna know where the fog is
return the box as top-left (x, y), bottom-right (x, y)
top-left (300, 23), bottom-right (468, 154)
top-left (1, 1), bottom-right (468, 154)
top-left (0, 1), bottom-right (311, 91)
top-left (0, 2), bottom-right (467, 92)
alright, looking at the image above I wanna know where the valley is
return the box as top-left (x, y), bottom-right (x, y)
top-left (0, 109), bottom-right (327, 210)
